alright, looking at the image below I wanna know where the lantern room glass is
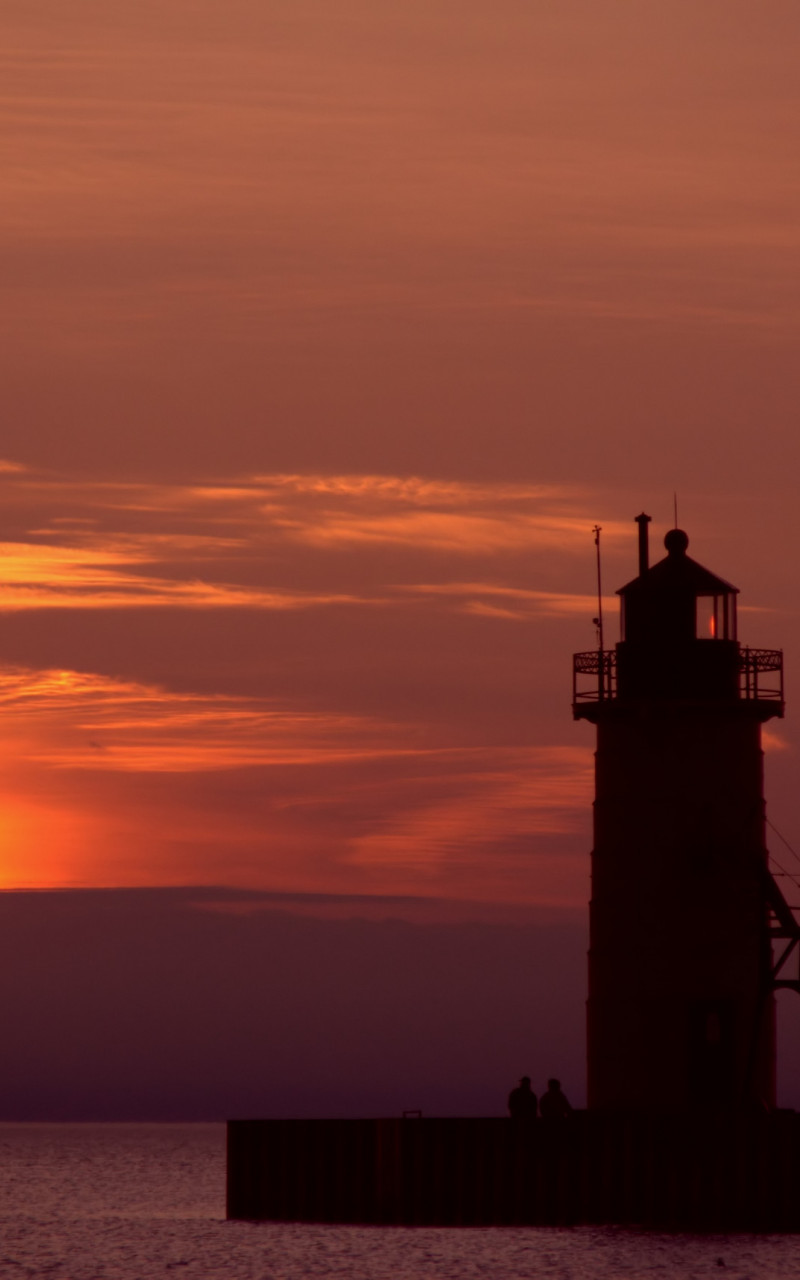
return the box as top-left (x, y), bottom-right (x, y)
top-left (696, 593), bottom-right (736, 641)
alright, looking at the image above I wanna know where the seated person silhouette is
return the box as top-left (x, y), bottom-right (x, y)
top-left (538, 1078), bottom-right (573, 1119)
top-left (508, 1076), bottom-right (538, 1119)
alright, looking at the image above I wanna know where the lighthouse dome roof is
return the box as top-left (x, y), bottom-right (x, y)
top-left (618, 529), bottom-right (738, 598)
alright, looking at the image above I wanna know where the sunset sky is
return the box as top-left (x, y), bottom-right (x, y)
top-left (4, 1), bottom-right (800, 1114)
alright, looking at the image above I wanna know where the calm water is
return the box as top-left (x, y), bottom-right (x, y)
top-left (0, 1124), bottom-right (799, 1279)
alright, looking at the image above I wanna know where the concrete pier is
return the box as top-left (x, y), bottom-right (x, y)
top-left (227, 1112), bottom-right (800, 1230)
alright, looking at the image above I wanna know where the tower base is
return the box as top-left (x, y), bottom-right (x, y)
top-left (227, 1113), bottom-right (800, 1231)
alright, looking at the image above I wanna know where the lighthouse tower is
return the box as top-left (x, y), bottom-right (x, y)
top-left (573, 518), bottom-right (787, 1112)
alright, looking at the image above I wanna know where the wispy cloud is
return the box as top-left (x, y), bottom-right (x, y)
top-left (0, 665), bottom-right (409, 773)
top-left (0, 463), bottom-right (607, 902)
top-left (0, 539), bottom-right (370, 611)
top-left (347, 748), bottom-right (592, 876)
top-left (250, 474), bottom-right (562, 506)
top-left (256, 473), bottom-right (629, 553)
top-left (275, 509), bottom-right (600, 553)
top-left (0, 465), bottom-right (618, 615)
top-left (401, 582), bottom-right (618, 619)
top-left (0, 660), bottom-right (593, 904)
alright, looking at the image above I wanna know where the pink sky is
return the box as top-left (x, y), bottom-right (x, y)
top-left (2, 0), bottom-right (800, 914)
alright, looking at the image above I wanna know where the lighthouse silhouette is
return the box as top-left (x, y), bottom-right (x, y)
top-left (229, 515), bottom-right (800, 1228)
top-left (573, 516), bottom-right (792, 1113)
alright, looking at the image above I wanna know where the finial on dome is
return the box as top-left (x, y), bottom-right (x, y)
top-left (664, 528), bottom-right (689, 556)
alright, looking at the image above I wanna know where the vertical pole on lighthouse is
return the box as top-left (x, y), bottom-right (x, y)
top-left (593, 525), bottom-right (604, 699)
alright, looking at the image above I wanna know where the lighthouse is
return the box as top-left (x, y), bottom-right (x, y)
top-left (229, 514), bottom-right (800, 1228)
top-left (573, 518), bottom-right (789, 1112)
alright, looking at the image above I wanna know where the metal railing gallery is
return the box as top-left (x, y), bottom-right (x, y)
top-left (572, 646), bottom-right (783, 707)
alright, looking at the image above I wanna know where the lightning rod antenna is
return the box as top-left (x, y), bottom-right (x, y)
top-left (592, 525), bottom-right (604, 697)
top-left (673, 492), bottom-right (678, 529)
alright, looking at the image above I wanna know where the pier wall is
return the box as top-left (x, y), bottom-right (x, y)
top-left (227, 1112), bottom-right (800, 1230)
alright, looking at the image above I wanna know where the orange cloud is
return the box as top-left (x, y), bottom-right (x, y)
top-left (403, 582), bottom-right (619, 619)
top-left (0, 463), bottom-right (620, 902)
top-left (0, 466), bottom-right (626, 617)
top-left (0, 665), bottom-right (407, 773)
top-left (253, 473), bottom-right (630, 553)
top-left (0, 660), bottom-right (593, 902)
top-left (0, 540), bottom-right (374, 612)
top-left (250, 474), bottom-right (561, 505)
top-left (346, 749), bottom-right (592, 871)
top-left (276, 509), bottom-right (604, 553)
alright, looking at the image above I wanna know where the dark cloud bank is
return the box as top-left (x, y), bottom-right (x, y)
top-left (1, 888), bottom-right (589, 1120)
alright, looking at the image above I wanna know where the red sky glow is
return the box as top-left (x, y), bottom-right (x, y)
top-left (3, 0), bottom-right (800, 1117)
top-left (3, 1), bottom-right (800, 915)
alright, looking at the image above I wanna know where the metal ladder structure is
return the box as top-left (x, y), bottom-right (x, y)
top-left (765, 858), bottom-right (800, 996)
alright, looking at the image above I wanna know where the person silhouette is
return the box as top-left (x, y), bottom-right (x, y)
top-left (538, 1078), bottom-right (573, 1119)
top-left (507, 1075), bottom-right (538, 1119)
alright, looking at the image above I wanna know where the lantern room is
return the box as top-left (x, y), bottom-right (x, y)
top-left (572, 518), bottom-right (783, 714)
top-left (620, 527), bottom-right (738, 648)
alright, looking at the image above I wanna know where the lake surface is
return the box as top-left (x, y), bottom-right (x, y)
top-left (0, 1123), bottom-right (799, 1279)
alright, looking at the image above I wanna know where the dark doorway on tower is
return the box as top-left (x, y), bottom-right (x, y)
top-left (687, 998), bottom-right (735, 1108)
